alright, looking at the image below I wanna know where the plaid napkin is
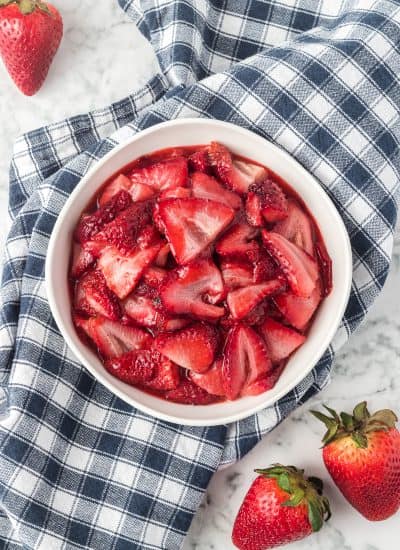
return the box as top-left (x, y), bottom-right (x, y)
top-left (1, 0), bottom-right (399, 548)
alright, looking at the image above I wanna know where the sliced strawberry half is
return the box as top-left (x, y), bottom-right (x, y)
top-left (208, 142), bottom-right (266, 194)
top-left (274, 284), bottom-right (321, 330)
top-left (154, 323), bottom-right (217, 373)
top-left (75, 317), bottom-right (152, 359)
top-left (128, 157), bottom-right (188, 192)
top-left (124, 293), bottom-right (159, 328)
top-left (227, 279), bottom-right (284, 320)
top-left (220, 259), bottom-right (254, 290)
top-left (274, 200), bottom-right (314, 255)
top-left (160, 258), bottom-right (225, 320)
top-left (190, 358), bottom-right (225, 396)
top-left (191, 171), bottom-right (242, 210)
top-left (97, 243), bottom-right (161, 299)
top-left (144, 353), bottom-right (180, 391)
top-left (259, 317), bottom-right (306, 363)
top-left (91, 203), bottom-right (151, 255)
top-left (165, 378), bottom-right (220, 405)
top-left (188, 149), bottom-right (209, 173)
top-left (253, 251), bottom-right (280, 283)
top-left (261, 231), bottom-right (319, 297)
top-left (74, 270), bottom-right (121, 321)
top-left (99, 174), bottom-right (132, 206)
top-left (246, 178), bottom-right (288, 225)
top-left (241, 362), bottom-right (285, 396)
top-left (215, 222), bottom-right (259, 260)
top-left (222, 324), bottom-right (273, 400)
top-left (70, 243), bottom-right (95, 279)
top-left (104, 349), bottom-right (156, 385)
top-left (157, 198), bottom-right (234, 264)
top-left (75, 190), bottom-right (132, 244)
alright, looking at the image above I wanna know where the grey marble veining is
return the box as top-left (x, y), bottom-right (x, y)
top-left (0, 2), bottom-right (398, 549)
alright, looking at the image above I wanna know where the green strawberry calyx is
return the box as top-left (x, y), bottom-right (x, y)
top-left (0, 0), bottom-right (51, 16)
top-left (254, 464), bottom-right (331, 532)
top-left (311, 401), bottom-right (398, 449)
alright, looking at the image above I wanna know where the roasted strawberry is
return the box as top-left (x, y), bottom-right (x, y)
top-left (216, 222), bottom-right (259, 261)
top-left (274, 199), bottom-right (314, 255)
top-left (154, 323), bottom-right (217, 373)
top-left (240, 362), bottom-right (285, 396)
top-left (74, 270), bottom-right (121, 321)
top-left (246, 178), bottom-right (288, 225)
top-left (312, 402), bottom-right (400, 521)
top-left (97, 243), bottom-right (162, 300)
top-left (222, 324), bottom-right (272, 399)
top-left (274, 285), bottom-right (321, 330)
top-left (70, 243), bottom-right (95, 279)
top-left (190, 358), bottom-right (225, 396)
top-left (191, 171), bottom-right (242, 210)
top-left (208, 142), bottom-right (266, 194)
top-left (128, 157), bottom-right (188, 192)
top-left (188, 149), bottom-right (209, 173)
top-left (220, 259), bottom-right (254, 290)
top-left (253, 251), bottom-right (280, 283)
top-left (262, 231), bottom-right (318, 297)
top-left (159, 186), bottom-right (192, 200)
top-left (75, 317), bottom-right (152, 359)
top-left (145, 353), bottom-right (180, 391)
top-left (232, 465), bottom-right (330, 549)
top-left (124, 293), bottom-right (159, 328)
top-left (165, 378), bottom-right (220, 405)
top-left (142, 266), bottom-right (167, 287)
top-left (160, 258), bottom-right (225, 320)
top-left (105, 350), bottom-right (156, 385)
top-left (157, 198), bottom-right (234, 264)
top-left (315, 241), bottom-right (333, 296)
top-left (75, 190), bottom-right (132, 243)
top-left (259, 317), bottom-right (305, 363)
top-left (90, 203), bottom-right (151, 255)
top-left (227, 280), bottom-right (284, 320)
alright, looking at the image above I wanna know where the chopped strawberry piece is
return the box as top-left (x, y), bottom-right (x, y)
top-left (75, 317), bottom-right (152, 359)
top-left (97, 243), bottom-right (161, 299)
top-left (165, 378), bottom-right (220, 405)
top-left (145, 353), bottom-right (180, 391)
top-left (188, 149), bottom-right (209, 173)
top-left (227, 279), bottom-right (284, 320)
top-left (222, 324), bottom-right (273, 399)
top-left (220, 259), bottom-right (254, 290)
top-left (142, 266), bottom-right (167, 287)
top-left (105, 349), bottom-right (156, 385)
top-left (128, 157), bottom-right (188, 192)
top-left (154, 243), bottom-right (170, 267)
top-left (74, 270), bottom-right (121, 321)
top-left (245, 191), bottom-right (263, 226)
top-left (91, 203), bottom-right (151, 255)
top-left (159, 187), bottom-right (192, 200)
top-left (154, 323), bottom-right (217, 373)
top-left (157, 198), bottom-right (234, 264)
top-left (191, 172), bottom-right (242, 210)
top-left (99, 174), bottom-right (132, 206)
top-left (124, 293), bottom-right (159, 328)
top-left (162, 318), bottom-right (191, 332)
top-left (160, 258), bottom-right (225, 320)
top-left (259, 317), bottom-right (306, 363)
top-left (190, 358), bottom-right (225, 396)
top-left (208, 142), bottom-right (266, 194)
top-left (253, 251), bottom-right (280, 283)
top-left (130, 182), bottom-right (155, 202)
top-left (262, 231), bottom-right (318, 297)
top-left (137, 225), bottom-right (163, 250)
top-left (216, 222), bottom-right (259, 260)
top-left (240, 363), bottom-right (285, 396)
top-left (274, 200), bottom-right (314, 255)
top-left (274, 285), bottom-right (321, 330)
top-left (75, 190), bottom-right (132, 243)
top-left (70, 243), bottom-right (95, 279)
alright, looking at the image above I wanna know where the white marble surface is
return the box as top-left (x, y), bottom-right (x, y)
top-left (0, 2), bottom-right (399, 549)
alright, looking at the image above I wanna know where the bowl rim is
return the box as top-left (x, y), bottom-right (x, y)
top-left (45, 118), bottom-right (352, 426)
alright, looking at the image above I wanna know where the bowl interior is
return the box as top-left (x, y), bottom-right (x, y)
top-left (46, 119), bottom-right (352, 426)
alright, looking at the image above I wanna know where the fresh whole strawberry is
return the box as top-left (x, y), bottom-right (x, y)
top-left (0, 0), bottom-right (63, 96)
top-left (232, 464), bottom-right (330, 550)
top-left (312, 401), bottom-right (400, 521)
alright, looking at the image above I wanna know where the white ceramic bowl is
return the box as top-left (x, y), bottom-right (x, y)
top-left (46, 119), bottom-right (352, 426)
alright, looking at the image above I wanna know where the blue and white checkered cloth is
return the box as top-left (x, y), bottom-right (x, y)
top-left (1, 0), bottom-right (399, 547)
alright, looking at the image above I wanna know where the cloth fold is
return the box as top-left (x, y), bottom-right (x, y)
top-left (1, 1), bottom-right (399, 548)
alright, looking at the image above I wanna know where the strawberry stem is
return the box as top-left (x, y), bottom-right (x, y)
top-left (0, 0), bottom-right (51, 15)
top-left (255, 464), bottom-right (331, 532)
top-left (311, 401), bottom-right (398, 447)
